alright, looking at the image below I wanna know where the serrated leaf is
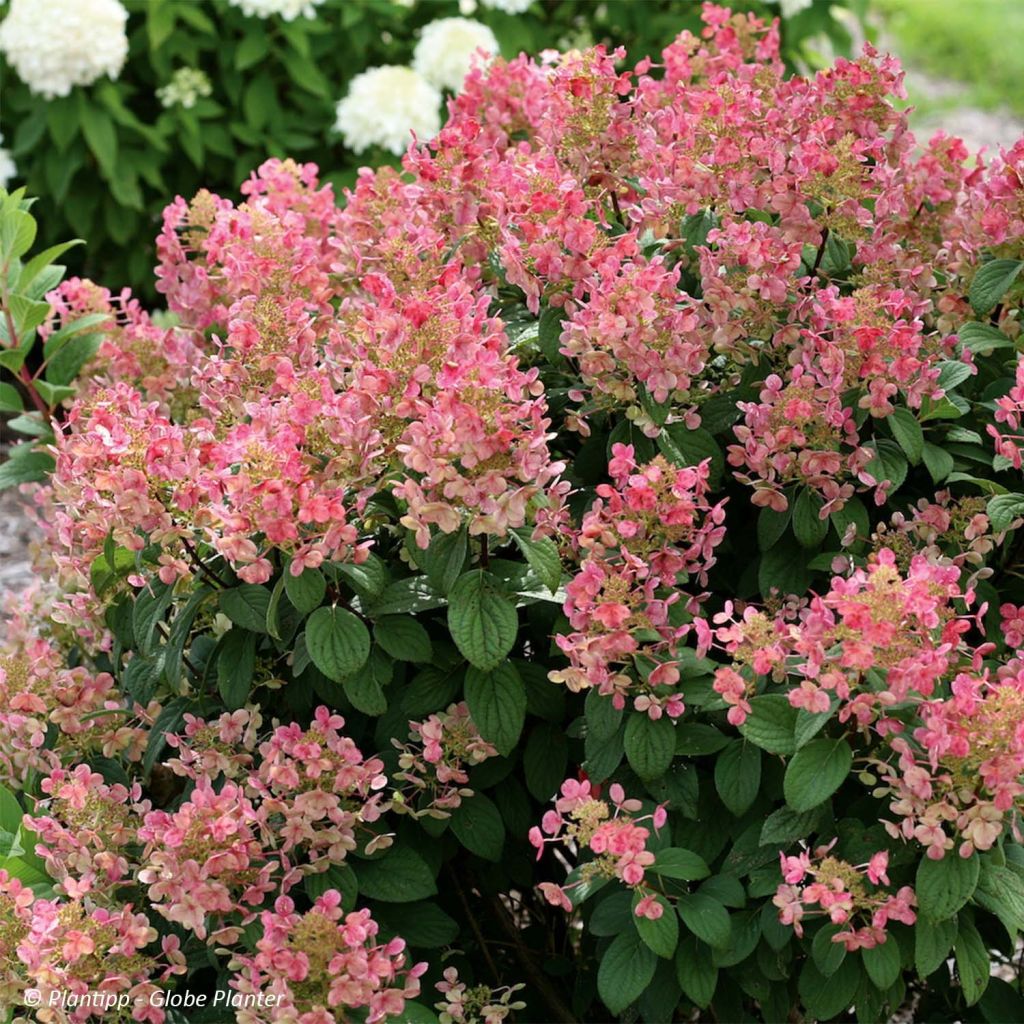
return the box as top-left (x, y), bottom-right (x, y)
top-left (217, 630), bottom-right (256, 710)
top-left (863, 937), bottom-right (901, 989)
top-left (987, 493), bottom-right (1024, 533)
top-left (958, 321), bottom-right (1015, 355)
top-left (783, 738), bottom-right (851, 812)
top-left (955, 911), bottom-right (990, 1005)
top-left (915, 913), bottom-right (958, 977)
top-left (970, 258), bottom-right (1023, 315)
top-left (889, 408), bottom-right (924, 465)
top-left (373, 615), bottom-right (432, 663)
top-left (652, 848), bottom-right (710, 882)
top-left (865, 439), bottom-right (908, 495)
top-left (463, 663), bottom-right (525, 756)
top-left (714, 741), bottom-right (761, 816)
top-left (675, 935), bottom-right (718, 1008)
top-left (624, 713), bottom-right (676, 782)
top-left (418, 527), bottom-right (467, 594)
top-left (510, 528), bottom-right (561, 593)
top-left (634, 893), bottom-right (679, 958)
top-left (792, 488), bottom-right (827, 549)
top-left (598, 929), bottom-right (658, 1015)
top-left (922, 442), bottom-right (954, 484)
top-left (447, 570), bottom-right (517, 670)
top-left (738, 695), bottom-right (797, 755)
top-left (219, 585), bottom-right (272, 634)
top-left (449, 793), bottom-right (505, 861)
top-left (677, 893), bottom-right (731, 949)
top-left (305, 606), bottom-right (371, 681)
top-left (917, 853), bottom-right (980, 921)
top-left (353, 846), bottom-right (436, 903)
top-left (284, 567), bottom-right (326, 615)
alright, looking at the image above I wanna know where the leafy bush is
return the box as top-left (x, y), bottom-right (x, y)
top-left (5, 4), bottom-right (1024, 1022)
top-left (0, 0), bottom-right (862, 297)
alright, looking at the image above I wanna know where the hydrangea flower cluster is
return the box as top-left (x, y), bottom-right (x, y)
top-left (552, 446), bottom-right (725, 718)
top-left (394, 702), bottom-right (498, 816)
top-left (530, 779), bottom-right (666, 917)
top-left (872, 667), bottom-right (1024, 859)
top-left (712, 548), bottom-right (971, 727)
top-left (774, 845), bottom-right (916, 950)
top-left (0, 0), bottom-right (128, 98)
top-left (229, 892), bottom-right (426, 1024)
top-left (435, 967), bottom-right (526, 1024)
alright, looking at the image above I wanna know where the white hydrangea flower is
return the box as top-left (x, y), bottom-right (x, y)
top-left (0, 135), bottom-right (17, 191)
top-left (480, 0), bottom-right (533, 12)
top-left (413, 17), bottom-right (499, 93)
top-left (157, 67), bottom-right (213, 110)
top-left (226, 0), bottom-right (324, 19)
top-left (334, 65), bottom-right (441, 156)
top-left (0, 0), bottom-right (128, 99)
top-left (778, 0), bottom-right (814, 17)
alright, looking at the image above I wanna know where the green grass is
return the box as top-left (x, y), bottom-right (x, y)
top-left (877, 0), bottom-right (1024, 116)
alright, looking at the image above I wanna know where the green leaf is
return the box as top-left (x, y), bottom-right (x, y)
top-left (634, 893), bottom-right (679, 958)
top-left (132, 580), bottom-right (173, 655)
top-left (463, 663), bottom-right (526, 756)
top-left (651, 848), bottom-right (710, 882)
top-left (757, 505), bottom-right (791, 552)
top-left (585, 688), bottom-right (622, 741)
top-left (284, 567), bottom-right (326, 615)
top-left (217, 630), bottom-right (256, 710)
top-left (354, 846), bottom-right (437, 903)
top-left (675, 935), bottom-right (717, 1008)
top-left (677, 893), bottom-right (731, 949)
top-left (523, 723), bottom-right (568, 802)
top-left (975, 860), bottom-right (1024, 937)
top-left (659, 424), bottom-right (724, 487)
top-left (674, 722), bottom-right (730, 756)
top-left (987, 493), bottom-right (1024, 533)
top-left (624, 713), bottom-right (676, 782)
top-left (759, 805), bottom-right (828, 845)
top-left (447, 570), bottom-right (517, 670)
top-left (79, 102), bottom-right (118, 179)
top-left (418, 527), bottom-right (467, 594)
top-left (598, 928), bottom-right (658, 1015)
top-left (375, 901), bottom-right (458, 949)
top-left (373, 616), bottom-right (432, 663)
top-left (792, 488), bottom-right (828, 549)
top-left (922, 442), bottom-right (955, 485)
top-left (449, 793), bottom-right (505, 861)
top-left (798, 956), bottom-right (861, 1021)
top-left (758, 532), bottom-right (810, 597)
top-left (889, 408), bottom-right (924, 465)
top-left (783, 738), bottom-right (851, 812)
top-left (219, 584), bottom-right (272, 634)
top-left (0, 383), bottom-right (22, 413)
top-left (367, 576), bottom-right (442, 616)
top-left (305, 606), bottom-right (372, 681)
top-left (863, 937), bottom-right (901, 989)
top-left (738, 695), bottom-right (798, 755)
top-left (714, 741), bottom-right (761, 816)
top-left (0, 208), bottom-right (35, 261)
top-left (865, 439), bottom-right (908, 495)
top-left (811, 922), bottom-right (847, 977)
top-left (936, 359), bottom-right (975, 393)
top-left (510, 527), bottom-right (561, 593)
top-left (955, 911), bottom-right (990, 1005)
top-left (343, 668), bottom-right (388, 716)
top-left (970, 258), bottom-right (1023, 315)
top-left (916, 853), bottom-right (980, 921)
top-left (0, 448), bottom-right (53, 488)
top-left (958, 321), bottom-right (1015, 355)
top-left (334, 555), bottom-right (389, 601)
top-left (915, 913), bottom-right (958, 977)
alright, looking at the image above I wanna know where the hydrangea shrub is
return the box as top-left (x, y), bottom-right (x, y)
top-left (3, 5), bottom-right (1024, 1022)
top-left (0, 0), bottom-right (861, 296)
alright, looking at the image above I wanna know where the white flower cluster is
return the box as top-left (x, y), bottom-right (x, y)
top-left (226, 0), bottom-right (324, 19)
top-left (0, 135), bottom-right (17, 191)
top-left (334, 65), bottom-right (441, 156)
top-left (413, 17), bottom-right (499, 93)
top-left (478, 0), bottom-right (533, 12)
top-left (0, 0), bottom-right (129, 99)
top-left (157, 67), bottom-right (213, 110)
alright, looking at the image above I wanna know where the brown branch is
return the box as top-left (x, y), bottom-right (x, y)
top-left (486, 892), bottom-right (579, 1024)
top-left (446, 865), bottom-right (502, 982)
